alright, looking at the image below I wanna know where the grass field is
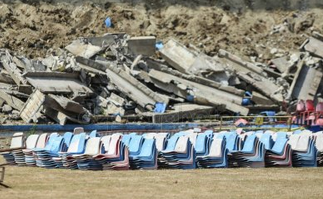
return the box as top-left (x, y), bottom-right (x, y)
top-left (1, 166), bottom-right (323, 199)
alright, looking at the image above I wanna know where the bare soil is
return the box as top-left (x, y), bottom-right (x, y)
top-left (1, 165), bottom-right (323, 199)
top-left (0, 1), bottom-right (323, 61)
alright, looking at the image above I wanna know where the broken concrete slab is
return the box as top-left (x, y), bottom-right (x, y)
top-left (13, 56), bottom-right (46, 72)
top-left (218, 49), bottom-right (265, 76)
top-left (66, 39), bottom-right (104, 59)
top-left (20, 89), bottom-right (45, 123)
top-left (159, 39), bottom-right (225, 75)
top-left (76, 57), bottom-right (168, 111)
top-left (0, 72), bottom-right (15, 84)
top-left (43, 106), bottom-right (89, 125)
top-left (127, 36), bottom-right (156, 56)
top-left (0, 89), bottom-right (24, 111)
top-left (43, 96), bottom-right (91, 125)
top-left (47, 94), bottom-right (87, 115)
top-left (2, 105), bottom-right (12, 113)
top-left (251, 92), bottom-right (274, 105)
top-left (86, 34), bottom-right (116, 47)
top-left (312, 31), bottom-right (323, 41)
top-left (148, 69), bottom-right (249, 115)
top-left (159, 39), bottom-right (197, 73)
top-left (270, 56), bottom-right (290, 74)
top-left (301, 37), bottom-right (323, 58)
top-left (106, 93), bottom-right (125, 116)
top-left (0, 51), bottom-right (27, 86)
top-left (146, 58), bottom-right (244, 96)
top-left (288, 61), bottom-right (323, 100)
top-left (237, 72), bottom-right (284, 103)
top-left (24, 72), bottom-right (93, 95)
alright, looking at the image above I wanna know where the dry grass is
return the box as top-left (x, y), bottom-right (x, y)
top-left (1, 166), bottom-right (323, 199)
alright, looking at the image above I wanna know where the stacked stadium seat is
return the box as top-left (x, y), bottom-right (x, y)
top-left (74, 137), bottom-right (102, 170)
top-left (159, 135), bottom-right (196, 169)
top-left (94, 134), bottom-right (130, 170)
top-left (290, 134), bottom-right (317, 167)
top-left (229, 134), bottom-right (266, 168)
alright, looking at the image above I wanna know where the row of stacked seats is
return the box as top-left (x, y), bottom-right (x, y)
top-left (2, 129), bottom-right (323, 170)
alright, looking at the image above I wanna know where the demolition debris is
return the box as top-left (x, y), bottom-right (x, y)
top-left (0, 32), bottom-right (323, 124)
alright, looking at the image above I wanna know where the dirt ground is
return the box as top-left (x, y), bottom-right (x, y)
top-left (1, 166), bottom-right (323, 199)
top-left (0, 1), bottom-right (323, 61)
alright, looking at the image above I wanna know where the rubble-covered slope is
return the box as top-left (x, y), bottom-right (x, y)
top-left (1, 1), bottom-right (323, 125)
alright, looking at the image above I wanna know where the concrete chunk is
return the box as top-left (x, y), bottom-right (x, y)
top-left (20, 89), bottom-right (45, 123)
top-left (237, 72), bottom-right (284, 103)
top-left (301, 37), bottom-right (323, 58)
top-left (0, 89), bottom-right (24, 111)
top-left (76, 57), bottom-right (168, 111)
top-left (288, 61), bottom-right (323, 100)
top-left (0, 51), bottom-right (27, 86)
top-left (148, 69), bottom-right (249, 115)
top-left (24, 72), bottom-right (93, 95)
top-left (218, 49), bottom-right (265, 76)
top-left (66, 39), bottom-right (103, 58)
top-left (127, 36), bottom-right (156, 56)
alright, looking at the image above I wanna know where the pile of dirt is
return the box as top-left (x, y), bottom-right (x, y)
top-left (0, 1), bottom-right (322, 61)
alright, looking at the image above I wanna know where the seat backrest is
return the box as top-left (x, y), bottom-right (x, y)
top-left (101, 135), bottom-right (112, 153)
top-left (107, 134), bottom-right (122, 155)
top-left (295, 134), bottom-right (310, 152)
top-left (67, 133), bottom-right (86, 153)
top-left (241, 134), bottom-right (257, 153)
top-left (73, 127), bottom-right (84, 134)
top-left (225, 133), bottom-right (238, 151)
top-left (187, 133), bottom-right (198, 147)
top-left (195, 134), bottom-right (208, 154)
top-left (296, 100), bottom-right (306, 112)
top-left (288, 134), bottom-right (300, 150)
top-left (259, 133), bottom-right (273, 150)
top-left (36, 133), bottom-right (48, 148)
top-left (128, 135), bottom-right (143, 154)
top-left (63, 132), bottom-right (73, 148)
top-left (155, 134), bottom-right (167, 151)
top-left (316, 102), bottom-right (323, 112)
top-left (208, 138), bottom-right (223, 157)
top-left (84, 137), bottom-right (101, 155)
top-left (89, 130), bottom-right (99, 138)
top-left (305, 100), bottom-right (315, 112)
top-left (271, 137), bottom-right (288, 154)
top-left (175, 136), bottom-right (189, 153)
top-left (121, 134), bottom-right (132, 147)
top-left (49, 136), bottom-right (64, 154)
top-left (164, 136), bottom-right (179, 151)
top-left (142, 133), bottom-right (156, 139)
top-left (138, 139), bottom-right (155, 157)
top-left (10, 132), bottom-right (24, 148)
top-left (315, 134), bottom-right (323, 152)
top-left (25, 134), bottom-right (39, 149)
top-left (44, 133), bottom-right (59, 150)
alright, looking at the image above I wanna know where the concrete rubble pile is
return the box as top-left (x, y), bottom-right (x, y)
top-left (1, 32), bottom-right (323, 125)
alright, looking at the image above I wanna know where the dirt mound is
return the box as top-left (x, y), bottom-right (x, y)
top-left (0, 1), bottom-right (322, 61)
